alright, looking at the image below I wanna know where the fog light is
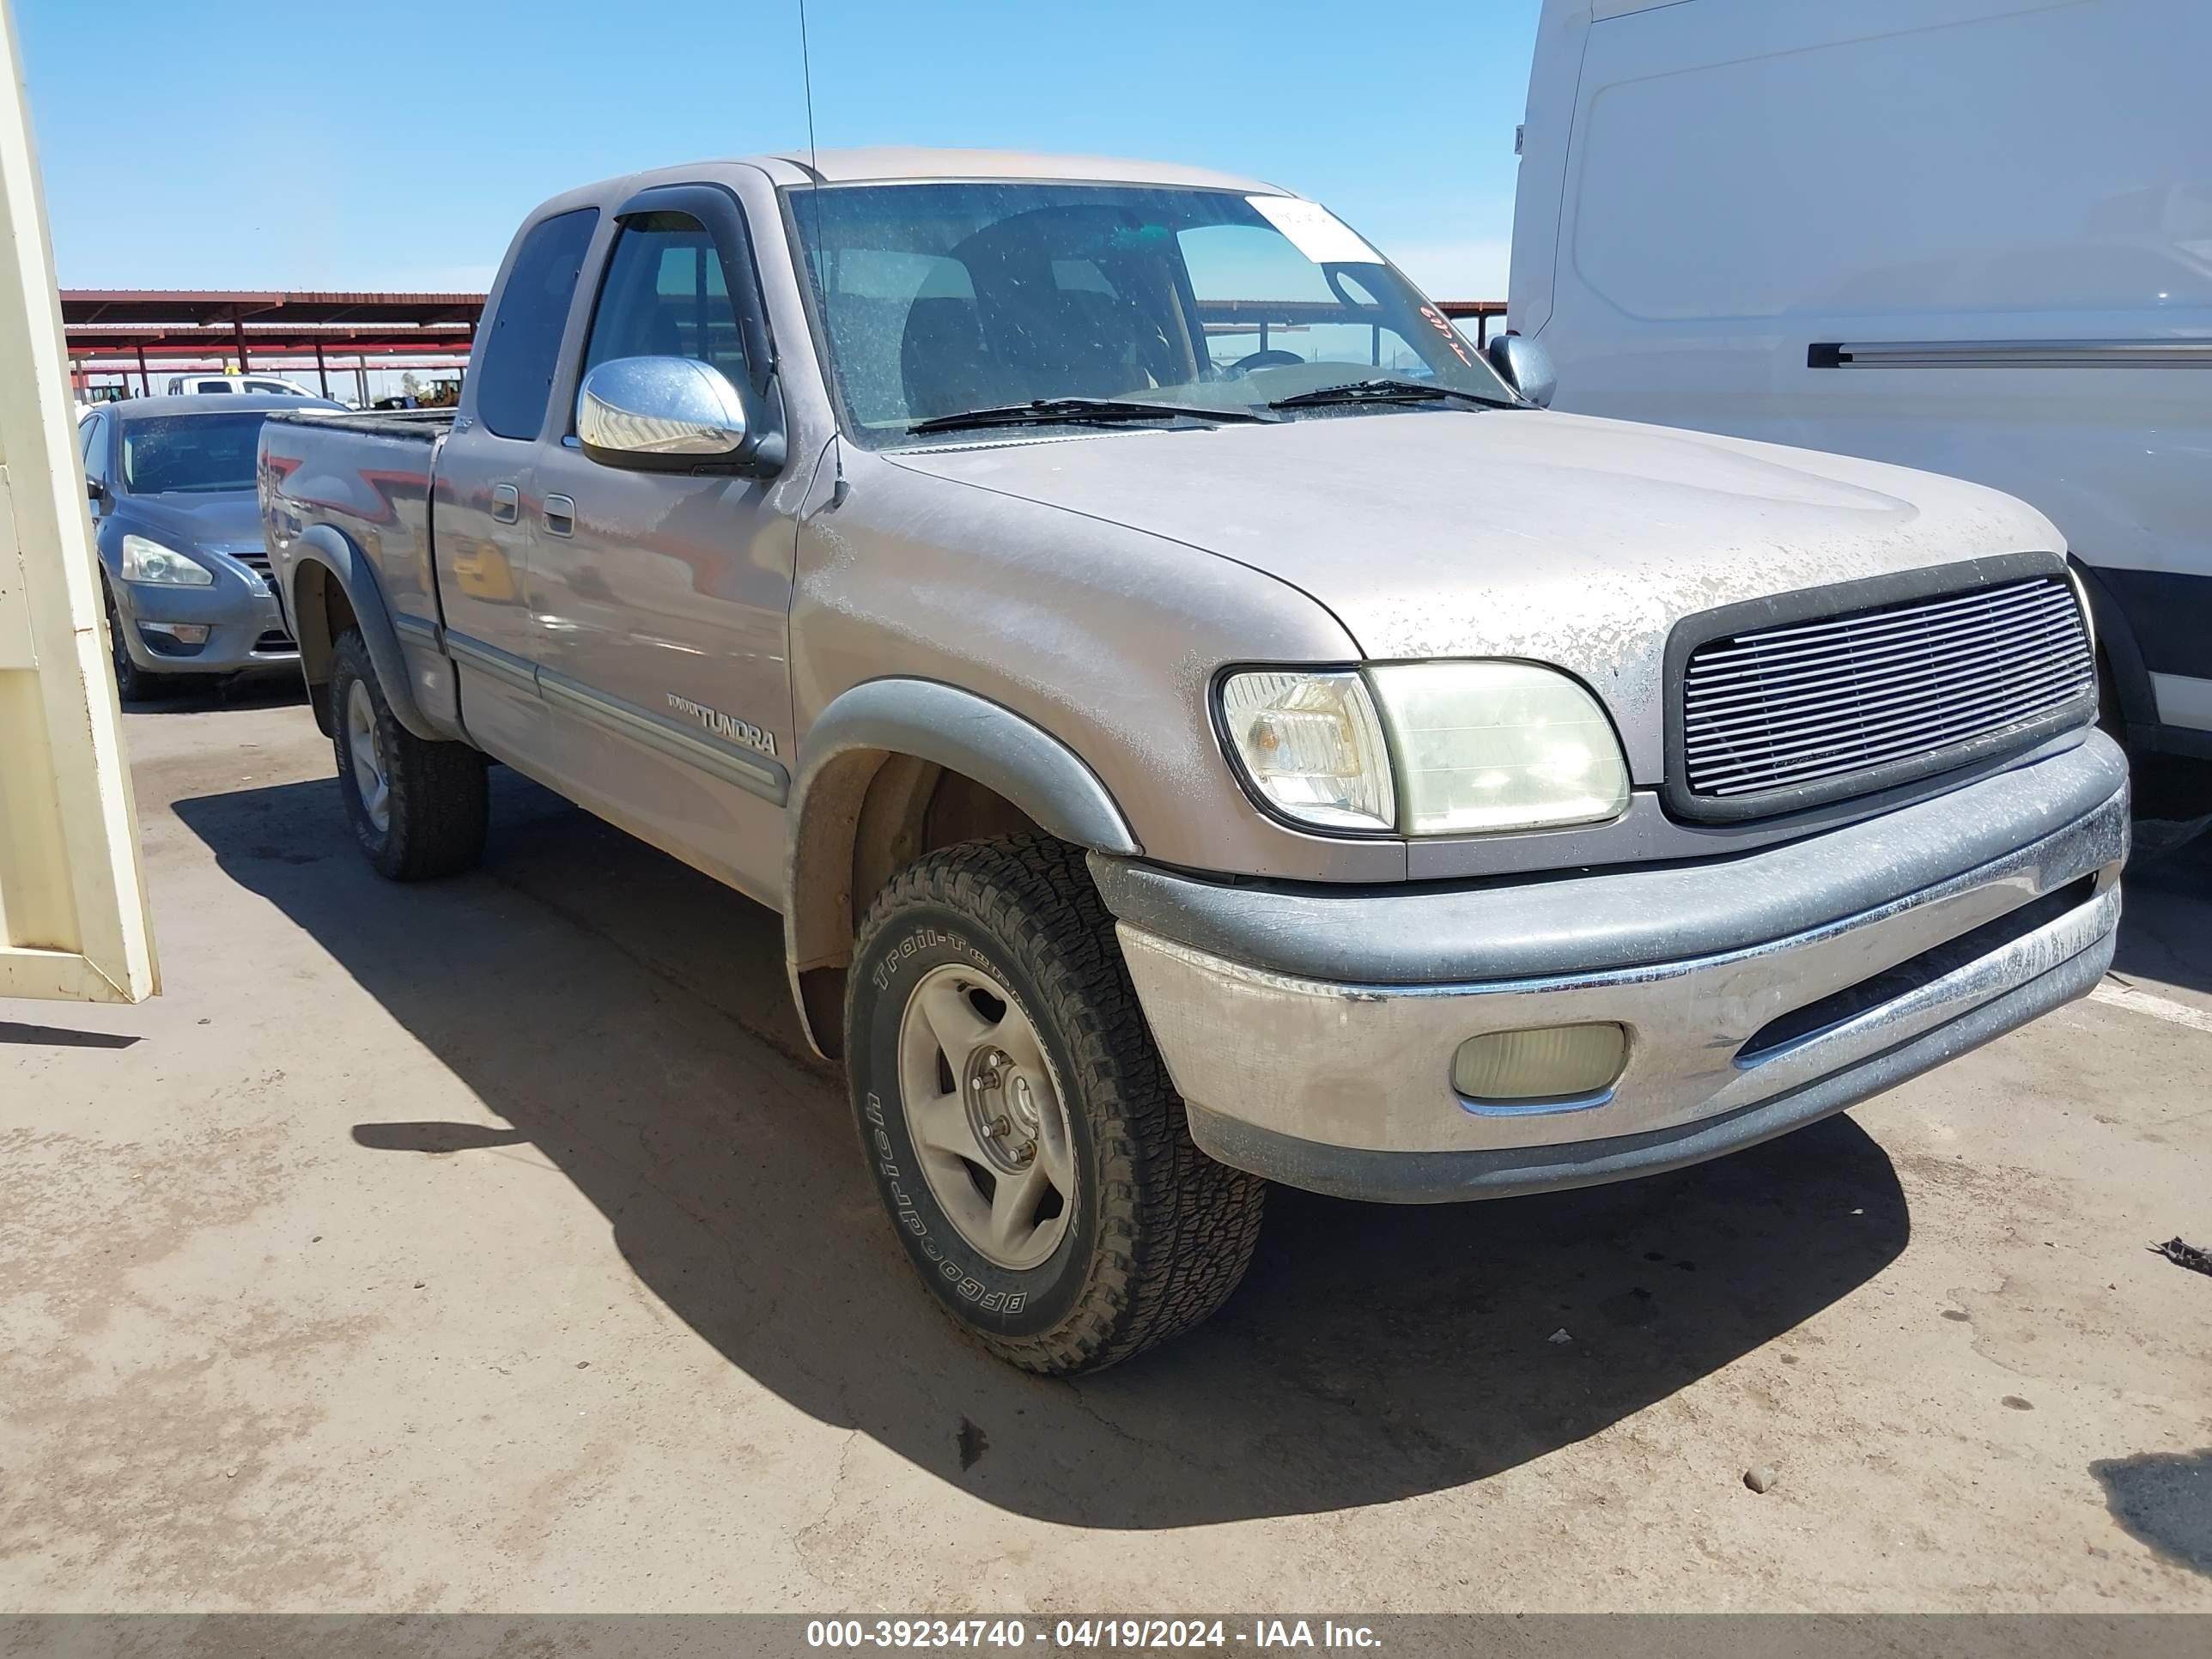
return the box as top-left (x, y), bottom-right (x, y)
top-left (138, 621), bottom-right (211, 657)
top-left (1452, 1023), bottom-right (1627, 1104)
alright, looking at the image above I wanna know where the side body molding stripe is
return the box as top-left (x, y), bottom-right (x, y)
top-left (444, 627), bottom-right (790, 805)
top-left (443, 628), bottom-right (541, 696)
top-left (539, 668), bottom-right (788, 804)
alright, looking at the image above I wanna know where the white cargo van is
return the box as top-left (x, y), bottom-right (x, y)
top-left (1510, 0), bottom-right (2211, 762)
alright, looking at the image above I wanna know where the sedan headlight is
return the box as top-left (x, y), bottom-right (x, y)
top-left (1220, 662), bottom-right (1628, 836)
top-left (120, 533), bottom-right (213, 586)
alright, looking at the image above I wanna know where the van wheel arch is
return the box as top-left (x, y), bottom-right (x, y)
top-left (2071, 557), bottom-right (2155, 740)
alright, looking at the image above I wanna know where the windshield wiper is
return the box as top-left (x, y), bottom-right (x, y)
top-left (1267, 378), bottom-right (1522, 411)
top-left (908, 397), bottom-right (1275, 435)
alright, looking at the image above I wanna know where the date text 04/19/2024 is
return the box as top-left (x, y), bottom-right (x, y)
top-left (804, 1620), bottom-right (1382, 1650)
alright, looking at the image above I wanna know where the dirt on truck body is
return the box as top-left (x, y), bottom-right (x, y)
top-left (258, 147), bottom-right (2127, 1371)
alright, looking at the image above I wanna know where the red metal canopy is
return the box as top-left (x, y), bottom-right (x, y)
top-left (67, 325), bottom-right (477, 359)
top-left (61, 289), bottom-right (487, 393)
top-left (59, 287), bottom-right (1506, 388)
top-left (62, 289), bottom-right (483, 327)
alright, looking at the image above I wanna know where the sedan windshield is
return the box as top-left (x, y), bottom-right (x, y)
top-left (789, 181), bottom-right (1519, 445)
top-left (119, 412), bottom-right (273, 494)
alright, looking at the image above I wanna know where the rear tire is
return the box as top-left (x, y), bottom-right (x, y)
top-left (846, 835), bottom-right (1267, 1375)
top-left (329, 628), bottom-right (488, 880)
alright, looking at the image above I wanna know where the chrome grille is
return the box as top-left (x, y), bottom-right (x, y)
top-left (1680, 576), bottom-right (2094, 804)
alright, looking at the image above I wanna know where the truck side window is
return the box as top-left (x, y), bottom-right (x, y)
top-left (476, 206), bottom-right (599, 441)
top-left (581, 213), bottom-right (747, 388)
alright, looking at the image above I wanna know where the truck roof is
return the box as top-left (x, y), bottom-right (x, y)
top-left (544, 147), bottom-right (1289, 207)
top-left (757, 147), bottom-right (1286, 192)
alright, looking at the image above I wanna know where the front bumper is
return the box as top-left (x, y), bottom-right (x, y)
top-left (112, 562), bottom-right (295, 675)
top-left (1095, 733), bottom-right (2129, 1203)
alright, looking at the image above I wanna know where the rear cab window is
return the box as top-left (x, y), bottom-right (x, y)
top-left (474, 207), bottom-right (600, 440)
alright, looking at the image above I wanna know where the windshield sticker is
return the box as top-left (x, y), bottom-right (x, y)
top-left (1419, 304), bottom-right (1480, 370)
top-left (1246, 196), bottom-right (1382, 265)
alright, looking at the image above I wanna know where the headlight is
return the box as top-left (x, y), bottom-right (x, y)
top-left (1220, 662), bottom-right (1629, 836)
top-left (120, 534), bottom-right (213, 586)
top-left (1218, 670), bottom-right (1395, 831)
top-left (1368, 661), bottom-right (1628, 834)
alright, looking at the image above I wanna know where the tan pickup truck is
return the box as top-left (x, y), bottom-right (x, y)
top-left (259, 149), bottom-right (2127, 1373)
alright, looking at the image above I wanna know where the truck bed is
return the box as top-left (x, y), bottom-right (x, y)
top-left (260, 405), bottom-right (450, 647)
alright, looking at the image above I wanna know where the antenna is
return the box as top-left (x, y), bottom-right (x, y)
top-left (798, 0), bottom-right (820, 177)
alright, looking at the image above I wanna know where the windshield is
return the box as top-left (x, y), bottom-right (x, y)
top-left (119, 412), bottom-right (273, 494)
top-left (789, 181), bottom-right (1517, 444)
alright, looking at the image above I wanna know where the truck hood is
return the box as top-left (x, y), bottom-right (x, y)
top-left (884, 409), bottom-right (2063, 780)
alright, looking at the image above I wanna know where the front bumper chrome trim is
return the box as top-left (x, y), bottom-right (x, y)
top-left (1114, 744), bottom-right (2127, 1196)
top-left (1181, 932), bottom-right (2113, 1204)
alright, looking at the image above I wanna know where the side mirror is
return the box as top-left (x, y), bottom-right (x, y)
top-left (576, 356), bottom-right (774, 471)
top-left (1486, 333), bottom-right (1557, 409)
top-left (85, 476), bottom-right (105, 507)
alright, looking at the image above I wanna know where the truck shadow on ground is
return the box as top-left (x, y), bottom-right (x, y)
top-left (179, 771), bottom-right (1918, 1528)
top-left (2090, 1449), bottom-right (2212, 1577)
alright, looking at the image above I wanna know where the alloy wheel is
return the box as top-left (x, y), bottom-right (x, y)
top-left (896, 962), bottom-right (1077, 1269)
top-left (343, 679), bottom-right (391, 834)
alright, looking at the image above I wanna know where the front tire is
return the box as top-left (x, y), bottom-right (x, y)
top-left (102, 578), bottom-right (172, 703)
top-left (846, 836), bottom-right (1266, 1374)
top-left (329, 629), bottom-right (489, 880)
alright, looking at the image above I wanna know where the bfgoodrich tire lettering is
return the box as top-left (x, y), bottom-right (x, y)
top-left (846, 835), bottom-right (1266, 1375)
top-left (329, 628), bottom-right (489, 881)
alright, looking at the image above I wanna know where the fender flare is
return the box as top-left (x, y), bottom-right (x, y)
top-left (781, 679), bottom-right (1141, 1054)
top-left (795, 678), bottom-right (1139, 856)
top-left (285, 526), bottom-right (447, 744)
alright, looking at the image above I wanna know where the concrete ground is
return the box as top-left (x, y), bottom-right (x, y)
top-left (2, 682), bottom-right (2208, 1614)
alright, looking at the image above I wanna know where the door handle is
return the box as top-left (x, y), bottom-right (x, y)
top-left (490, 482), bottom-right (520, 524)
top-left (544, 494), bottom-right (575, 538)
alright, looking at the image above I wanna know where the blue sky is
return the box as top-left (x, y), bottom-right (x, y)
top-left (21, 0), bottom-right (1540, 302)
